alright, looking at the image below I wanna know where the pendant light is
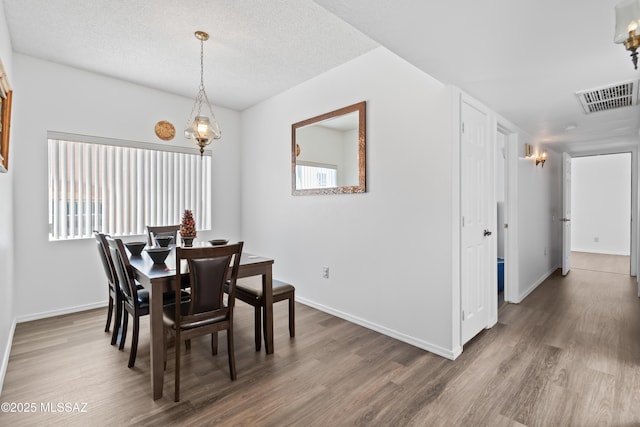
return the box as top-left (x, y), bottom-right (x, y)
top-left (184, 31), bottom-right (221, 155)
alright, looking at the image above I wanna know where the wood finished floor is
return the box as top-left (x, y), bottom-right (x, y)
top-left (571, 251), bottom-right (631, 276)
top-left (2, 255), bottom-right (640, 426)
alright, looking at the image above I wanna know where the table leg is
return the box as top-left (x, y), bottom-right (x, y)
top-left (149, 281), bottom-right (165, 399)
top-left (262, 266), bottom-right (274, 354)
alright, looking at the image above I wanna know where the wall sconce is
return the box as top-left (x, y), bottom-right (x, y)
top-left (615, 0), bottom-right (640, 69)
top-left (525, 144), bottom-right (546, 167)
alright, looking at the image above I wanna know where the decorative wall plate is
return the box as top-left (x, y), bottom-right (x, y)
top-left (155, 120), bottom-right (176, 141)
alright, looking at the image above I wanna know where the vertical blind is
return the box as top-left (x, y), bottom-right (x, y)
top-left (48, 137), bottom-right (212, 240)
top-left (295, 163), bottom-right (338, 189)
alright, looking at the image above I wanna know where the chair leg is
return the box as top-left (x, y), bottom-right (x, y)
top-left (111, 297), bottom-right (123, 346)
top-left (254, 306), bottom-right (262, 352)
top-left (289, 293), bottom-right (295, 337)
top-left (174, 332), bottom-right (181, 402)
top-left (163, 328), bottom-right (167, 371)
top-left (105, 294), bottom-right (113, 333)
top-left (119, 312), bottom-right (129, 351)
top-left (128, 314), bottom-right (139, 368)
top-left (211, 332), bottom-right (218, 355)
top-left (227, 327), bottom-right (237, 381)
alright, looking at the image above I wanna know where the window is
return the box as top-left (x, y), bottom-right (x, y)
top-left (295, 162), bottom-right (338, 189)
top-left (48, 132), bottom-right (211, 240)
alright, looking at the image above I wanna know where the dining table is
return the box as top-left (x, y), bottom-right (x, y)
top-left (128, 243), bottom-right (275, 400)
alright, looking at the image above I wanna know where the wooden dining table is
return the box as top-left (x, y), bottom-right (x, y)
top-left (128, 244), bottom-right (275, 400)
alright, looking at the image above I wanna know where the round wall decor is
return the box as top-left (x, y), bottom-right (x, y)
top-left (155, 120), bottom-right (176, 141)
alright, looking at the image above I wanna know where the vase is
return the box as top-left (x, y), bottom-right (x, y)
top-left (181, 236), bottom-right (195, 247)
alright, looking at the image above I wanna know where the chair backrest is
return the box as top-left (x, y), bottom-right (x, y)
top-left (106, 237), bottom-right (141, 307)
top-left (147, 225), bottom-right (180, 246)
top-left (175, 242), bottom-right (243, 325)
top-left (95, 232), bottom-right (117, 292)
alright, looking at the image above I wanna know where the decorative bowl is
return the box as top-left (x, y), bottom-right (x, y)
top-left (125, 241), bottom-right (146, 256)
top-left (154, 235), bottom-right (174, 247)
top-left (146, 247), bottom-right (171, 264)
top-left (209, 239), bottom-right (229, 246)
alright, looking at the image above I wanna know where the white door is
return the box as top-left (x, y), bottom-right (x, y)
top-left (461, 99), bottom-right (491, 344)
top-left (562, 152), bottom-right (572, 276)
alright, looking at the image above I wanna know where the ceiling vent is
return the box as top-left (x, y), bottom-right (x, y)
top-left (575, 80), bottom-right (638, 114)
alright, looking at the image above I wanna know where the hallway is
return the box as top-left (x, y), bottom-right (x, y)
top-left (493, 252), bottom-right (640, 425)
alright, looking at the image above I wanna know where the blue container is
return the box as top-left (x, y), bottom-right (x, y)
top-left (497, 257), bottom-right (504, 292)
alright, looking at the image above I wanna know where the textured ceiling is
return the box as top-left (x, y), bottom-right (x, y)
top-left (2, 0), bottom-right (377, 111)
top-left (3, 0), bottom-right (639, 154)
top-left (314, 0), bottom-right (640, 154)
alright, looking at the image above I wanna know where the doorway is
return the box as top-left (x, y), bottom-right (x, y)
top-left (496, 131), bottom-right (506, 309)
top-left (570, 153), bottom-right (632, 274)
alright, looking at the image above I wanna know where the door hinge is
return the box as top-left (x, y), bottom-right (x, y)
top-left (462, 122), bottom-right (465, 133)
top-left (462, 216), bottom-right (465, 227)
top-left (504, 223), bottom-right (508, 229)
top-left (462, 310), bottom-right (465, 321)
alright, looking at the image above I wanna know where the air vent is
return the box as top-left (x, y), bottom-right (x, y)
top-left (575, 80), bottom-right (638, 114)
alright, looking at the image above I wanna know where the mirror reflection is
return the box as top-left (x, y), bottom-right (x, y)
top-left (292, 101), bottom-right (366, 195)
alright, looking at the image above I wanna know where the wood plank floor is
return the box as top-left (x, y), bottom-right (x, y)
top-left (2, 258), bottom-right (640, 426)
top-left (571, 251), bottom-right (630, 275)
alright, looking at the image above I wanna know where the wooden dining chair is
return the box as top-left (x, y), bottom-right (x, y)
top-left (163, 242), bottom-right (243, 402)
top-left (233, 277), bottom-right (295, 351)
top-left (106, 237), bottom-right (189, 368)
top-left (107, 237), bottom-right (151, 368)
top-left (146, 224), bottom-right (180, 246)
top-left (94, 232), bottom-right (122, 346)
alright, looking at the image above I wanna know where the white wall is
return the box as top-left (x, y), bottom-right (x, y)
top-left (516, 143), bottom-right (562, 300)
top-left (241, 47), bottom-right (457, 357)
top-left (0, 1), bottom-right (15, 394)
top-left (10, 54), bottom-right (242, 320)
top-left (571, 153), bottom-right (631, 255)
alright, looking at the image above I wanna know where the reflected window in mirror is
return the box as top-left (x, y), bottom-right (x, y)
top-left (292, 101), bottom-right (366, 195)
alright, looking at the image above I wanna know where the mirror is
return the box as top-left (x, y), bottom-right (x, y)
top-left (292, 101), bottom-right (366, 195)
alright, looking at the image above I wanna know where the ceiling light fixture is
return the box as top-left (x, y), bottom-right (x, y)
top-left (184, 31), bottom-right (221, 155)
top-left (615, 0), bottom-right (640, 69)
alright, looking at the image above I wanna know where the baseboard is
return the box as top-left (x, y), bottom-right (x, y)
top-left (0, 318), bottom-right (16, 397)
top-left (571, 248), bottom-right (630, 256)
top-left (15, 301), bottom-right (107, 324)
top-left (296, 296), bottom-right (459, 360)
top-left (513, 264), bottom-right (559, 303)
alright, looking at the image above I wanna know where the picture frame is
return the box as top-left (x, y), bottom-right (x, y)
top-left (0, 60), bottom-right (12, 172)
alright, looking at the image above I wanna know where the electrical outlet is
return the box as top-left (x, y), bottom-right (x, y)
top-left (322, 266), bottom-right (329, 279)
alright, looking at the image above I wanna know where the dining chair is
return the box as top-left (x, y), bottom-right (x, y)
top-left (146, 224), bottom-right (180, 246)
top-left (107, 237), bottom-right (151, 368)
top-left (94, 232), bottom-right (122, 346)
top-left (107, 237), bottom-right (189, 368)
top-left (163, 242), bottom-right (243, 402)
top-left (233, 277), bottom-right (295, 351)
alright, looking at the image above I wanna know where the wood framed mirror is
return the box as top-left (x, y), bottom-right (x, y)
top-left (0, 60), bottom-right (12, 172)
top-left (291, 101), bottom-right (366, 195)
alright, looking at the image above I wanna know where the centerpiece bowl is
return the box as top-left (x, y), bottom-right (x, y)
top-left (125, 241), bottom-right (146, 256)
top-left (146, 247), bottom-right (171, 264)
top-left (154, 235), bottom-right (173, 247)
top-left (209, 239), bottom-right (229, 246)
